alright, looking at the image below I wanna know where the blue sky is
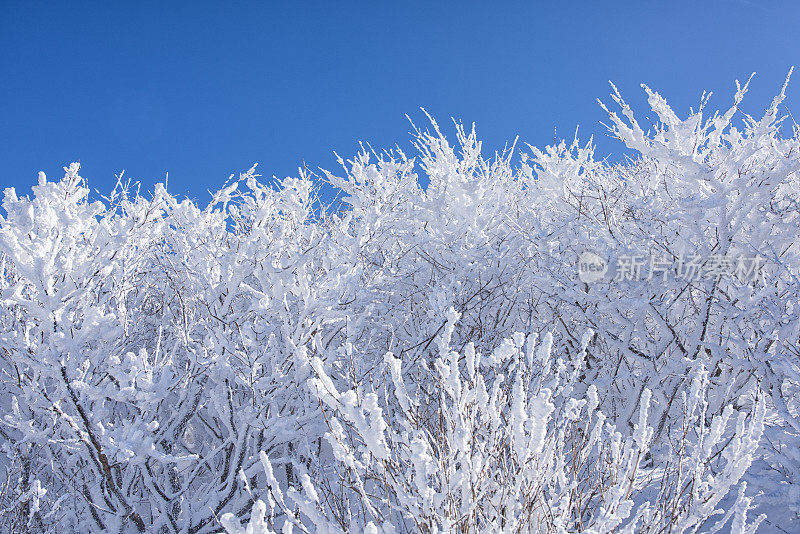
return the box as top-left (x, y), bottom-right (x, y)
top-left (2, 1), bottom-right (798, 202)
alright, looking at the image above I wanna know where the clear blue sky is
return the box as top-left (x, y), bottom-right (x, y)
top-left (2, 1), bottom-right (798, 202)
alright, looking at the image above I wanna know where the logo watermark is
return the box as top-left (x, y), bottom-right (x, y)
top-left (578, 251), bottom-right (609, 283)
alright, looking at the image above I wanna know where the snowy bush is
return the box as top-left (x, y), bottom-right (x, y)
top-left (0, 74), bottom-right (798, 532)
top-left (222, 311), bottom-right (765, 533)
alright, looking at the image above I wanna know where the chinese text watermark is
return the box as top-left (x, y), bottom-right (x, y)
top-left (578, 252), bottom-right (765, 284)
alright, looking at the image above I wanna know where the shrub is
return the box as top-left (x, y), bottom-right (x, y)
top-left (0, 74), bottom-right (797, 532)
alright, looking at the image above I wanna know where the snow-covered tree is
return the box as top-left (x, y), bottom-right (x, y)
top-left (225, 312), bottom-right (766, 533)
top-left (0, 73), bottom-right (797, 532)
